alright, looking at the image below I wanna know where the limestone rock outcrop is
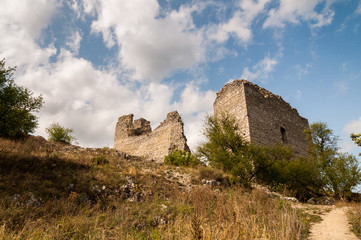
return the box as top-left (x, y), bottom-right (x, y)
top-left (114, 111), bottom-right (189, 162)
top-left (214, 79), bottom-right (309, 156)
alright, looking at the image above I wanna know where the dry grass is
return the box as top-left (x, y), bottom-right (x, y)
top-left (347, 203), bottom-right (361, 238)
top-left (0, 136), bottom-right (311, 239)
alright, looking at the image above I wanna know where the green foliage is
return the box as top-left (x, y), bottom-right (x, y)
top-left (164, 149), bottom-right (199, 167)
top-left (0, 59), bottom-right (43, 138)
top-left (93, 156), bottom-right (109, 165)
top-left (324, 153), bottom-right (361, 198)
top-left (46, 122), bottom-right (76, 144)
top-left (197, 114), bottom-right (257, 184)
top-left (308, 122), bottom-right (361, 198)
top-left (351, 133), bottom-right (361, 156)
top-left (254, 144), bottom-right (323, 200)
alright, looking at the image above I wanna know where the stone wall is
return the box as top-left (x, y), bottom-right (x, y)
top-left (214, 79), bottom-right (309, 156)
top-left (114, 111), bottom-right (189, 162)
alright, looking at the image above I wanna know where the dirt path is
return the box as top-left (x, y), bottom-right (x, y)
top-left (309, 206), bottom-right (358, 240)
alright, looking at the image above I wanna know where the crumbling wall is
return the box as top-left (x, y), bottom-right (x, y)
top-left (214, 79), bottom-right (309, 156)
top-left (114, 111), bottom-right (189, 162)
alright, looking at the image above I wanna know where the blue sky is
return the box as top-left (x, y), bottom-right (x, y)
top-left (0, 0), bottom-right (360, 157)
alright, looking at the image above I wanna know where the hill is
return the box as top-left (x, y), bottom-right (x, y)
top-left (0, 136), bottom-right (316, 239)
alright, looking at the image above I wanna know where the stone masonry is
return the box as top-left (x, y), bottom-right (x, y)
top-left (114, 111), bottom-right (190, 162)
top-left (214, 79), bottom-right (309, 156)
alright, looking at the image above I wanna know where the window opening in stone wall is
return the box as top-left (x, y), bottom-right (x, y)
top-left (280, 127), bottom-right (287, 143)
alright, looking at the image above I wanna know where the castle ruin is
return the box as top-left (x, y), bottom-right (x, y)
top-left (114, 111), bottom-right (189, 162)
top-left (214, 79), bottom-right (309, 156)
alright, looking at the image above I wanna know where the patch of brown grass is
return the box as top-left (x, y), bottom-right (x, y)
top-left (0, 137), bottom-right (309, 239)
top-left (347, 203), bottom-right (361, 238)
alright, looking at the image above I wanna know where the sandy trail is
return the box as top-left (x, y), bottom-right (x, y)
top-left (309, 207), bottom-right (358, 240)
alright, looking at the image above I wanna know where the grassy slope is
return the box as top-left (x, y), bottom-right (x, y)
top-left (0, 136), bottom-right (313, 239)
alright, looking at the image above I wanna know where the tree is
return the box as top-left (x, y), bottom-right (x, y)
top-left (308, 122), bottom-right (361, 198)
top-left (0, 59), bottom-right (43, 138)
top-left (197, 114), bottom-right (256, 184)
top-left (351, 133), bottom-right (361, 156)
top-left (46, 123), bottom-right (76, 144)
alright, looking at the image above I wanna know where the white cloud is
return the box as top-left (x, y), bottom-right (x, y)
top-left (85, 0), bottom-right (205, 82)
top-left (173, 83), bottom-right (216, 150)
top-left (0, 0), bottom-right (58, 67)
top-left (345, 117), bottom-right (361, 134)
top-left (342, 117), bottom-right (361, 154)
top-left (263, 0), bottom-right (335, 28)
top-left (356, 2), bottom-right (361, 15)
top-left (0, 0), bottom-right (217, 150)
top-left (65, 31), bottom-right (82, 55)
top-left (208, 0), bottom-right (270, 44)
top-left (176, 83), bottom-right (216, 115)
top-left (241, 55), bottom-right (278, 82)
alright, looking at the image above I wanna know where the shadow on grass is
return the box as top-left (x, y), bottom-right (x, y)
top-left (0, 152), bottom-right (92, 201)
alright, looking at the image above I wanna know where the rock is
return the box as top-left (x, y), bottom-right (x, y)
top-left (307, 196), bottom-right (334, 205)
top-left (202, 179), bottom-right (220, 187)
top-left (11, 194), bottom-right (21, 206)
top-left (282, 196), bottom-right (298, 203)
top-left (25, 192), bottom-right (41, 207)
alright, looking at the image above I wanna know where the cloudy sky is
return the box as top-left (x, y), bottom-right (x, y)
top-left (1, 0), bottom-right (360, 156)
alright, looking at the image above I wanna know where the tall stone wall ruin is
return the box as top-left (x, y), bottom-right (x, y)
top-left (214, 79), bottom-right (309, 156)
top-left (114, 111), bottom-right (189, 162)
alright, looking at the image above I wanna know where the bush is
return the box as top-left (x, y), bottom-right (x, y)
top-left (0, 59), bottom-right (43, 138)
top-left (164, 149), bottom-right (200, 167)
top-left (46, 123), bottom-right (76, 144)
top-left (197, 114), bottom-right (326, 198)
top-left (197, 114), bottom-right (259, 185)
top-left (93, 156), bottom-right (109, 166)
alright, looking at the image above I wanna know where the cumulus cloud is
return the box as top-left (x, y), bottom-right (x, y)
top-left (263, 0), bottom-right (335, 28)
top-left (208, 0), bottom-right (270, 44)
top-left (342, 117), bottom-right (361, 153)
top-left (175, 83), bottom-right (216, 150)
top-left (0, 0), bottom-right (58, 67)
top-left (0, 0), bottom-right (218, 149)
top-left (65, 31), bottom-right (82, 55)
top-left (345, 117), bottom-right (361, 135)
top-left (241, 55), bottom-right (278, 82)
top-left (84, 0), bottom-right (204, 82)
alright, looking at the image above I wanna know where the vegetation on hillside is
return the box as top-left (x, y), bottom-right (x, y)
top-left (196, 114), bottom-right (361, 200)
top-left (46, 122), bottom-right (77, 144)
top-left (351, 133), bottom-right (361, 156)
top-left (0, 137), bottom-right (313, 239)
top-left (307, 122), bottom-right (361, 199)
top-left (0, 59), bottom-right (43, 138)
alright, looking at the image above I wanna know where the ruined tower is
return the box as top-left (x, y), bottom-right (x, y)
top-left (114, 111), bottom-right (190, 162)
top-left (214, 79), bottom-right (309, 156)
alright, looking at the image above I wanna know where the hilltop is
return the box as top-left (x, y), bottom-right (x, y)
top-left (0, 136), bottom-right (318, 239)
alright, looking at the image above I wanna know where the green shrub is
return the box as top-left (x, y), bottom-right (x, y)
top-left (164, 149), bottom-right (199, 167)
top-left (0, 59), bottom-right (43, 138)
top-left (93, 156), bottom-right (109, 166)
top-left (46, 122), bottom-right (76, 144)
top-left (197, 114), bottom-right (259, 185)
